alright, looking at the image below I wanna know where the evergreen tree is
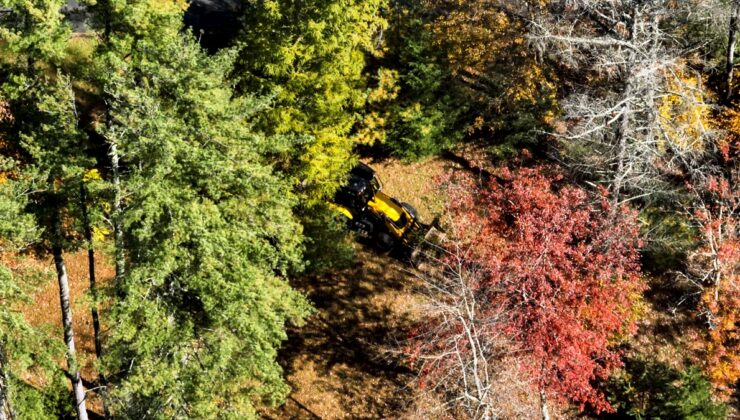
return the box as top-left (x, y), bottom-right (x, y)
top-left (1, 0), bottom-right (92, 417)
top-left (359, 2), bottom-right (463, 160)
top-left (82, 1), bottom-right (312, 415)
top-left (361, 0), bottom-right (557, 161)
top-left (605, 360), bottom-right (727, 419)
top-left (0, 169), bottom-right (70, 420)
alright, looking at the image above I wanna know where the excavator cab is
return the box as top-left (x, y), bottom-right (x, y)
top-left (331, 163), bottom-right (379, 219)
top-left (349, 163), bottom-right (382, 191)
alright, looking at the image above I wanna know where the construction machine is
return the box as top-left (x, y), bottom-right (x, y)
top-left (330, 163), bottom-right (437, 256)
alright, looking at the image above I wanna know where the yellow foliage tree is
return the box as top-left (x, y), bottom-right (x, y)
top-left (658, 70), bottom-right (712, 152)
top-left (428, 0), bottom-right (557, 153)
top-left (236, 0), bottom-right (387, 202)
top-left (355, 68), bottom-right (400, 146)
top-left (717, 107), bottom-right (740, 161)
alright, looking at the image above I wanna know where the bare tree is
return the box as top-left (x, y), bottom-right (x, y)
top-left (406, 238), bottom-right (540, 419)
top-left (683, 170), bottom-right (739, 304)
top-left (530, 0), bottom-right (712, 205)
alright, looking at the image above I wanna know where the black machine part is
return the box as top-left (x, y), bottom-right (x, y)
top-left (375, 232), bottom-right (395, 252)
top-left (401, 202), bottom-right (419, 221)
top-left (334, 174), bottom-right (372, 213)
top-left (350, 163), bottom-right (376, 181)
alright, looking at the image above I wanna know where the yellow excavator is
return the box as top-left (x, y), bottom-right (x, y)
top-left (330, 163), bottom-right (435, 255)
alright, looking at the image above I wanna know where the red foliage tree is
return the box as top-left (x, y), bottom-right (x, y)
top-left (409, 166), bottom-right (644, 416)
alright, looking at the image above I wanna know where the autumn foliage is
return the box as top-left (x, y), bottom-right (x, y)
top-left (687, 170), bottom-right (740, 396)
top-left (410, 167), bottom-right (644, 414)
top-left (428, 0), bottom-right (557, 157)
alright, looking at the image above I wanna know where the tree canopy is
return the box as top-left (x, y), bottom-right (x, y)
top-left (0, 0), bottom-right (737, 418)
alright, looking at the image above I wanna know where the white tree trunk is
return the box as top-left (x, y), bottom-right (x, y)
top-left (540, 388), bottom-right (550, 420)
top-left (52, 244), bottom-right (89, 420)
top-left (726, 1), bottom-right (740, 102)
top-left (0, 346), bottom-right (10, 420)
top-left (109, 140), bottom-right (125, 294)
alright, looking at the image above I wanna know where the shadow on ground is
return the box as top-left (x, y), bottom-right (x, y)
top-left (265, 247), bottom-right (419, 419)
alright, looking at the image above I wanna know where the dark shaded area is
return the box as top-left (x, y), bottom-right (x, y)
top-left (640, 275), bottom-right (706, 350)
top-left (62, 0), bottom-right (86, 32)
top-left (61, 0), bottom-right (243, 52)
top-left (597, 358), bottom-right (727, 419)
top-left (184, 0), bottom-right (242, 53)
top-left (264, 248), bottom-right (415, 419)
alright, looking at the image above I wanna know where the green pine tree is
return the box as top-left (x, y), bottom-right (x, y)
top-left (605, 359), bottom-right (727, 420)
top-left (1, 0), bottom-right (93, 417)
top-left (0, 166), bottom-right (72, 420)
top-left (82, 1), bottom-right (312, 416)
top-left (360, 3), bottom-right (464, 160)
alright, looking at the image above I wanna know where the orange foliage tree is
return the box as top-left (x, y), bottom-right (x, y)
top-left (428, 0), bottom-right (557, 154)
top-left (684, 166), bottom-right (739, 396)
top-left (676, 106), bottom-right (740, 397)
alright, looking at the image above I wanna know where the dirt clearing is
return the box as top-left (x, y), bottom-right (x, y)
top-left (264, 157), bottom-right (454, 419)
top-left (265, 247), bottom-right (420, 419)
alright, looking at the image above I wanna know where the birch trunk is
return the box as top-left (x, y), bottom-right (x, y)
top-left (539, 388), bottom-right (550, 420)
top-left (104, 0), bottom-right (124, 292)
top-left (0, 346), bottom-right (11, 420)
top-left (726, 1), bottom-right (740, 103)
top-left (109, 140), bottom-right (125, 294)
top-left (51, 215), bottom-right (89, 420)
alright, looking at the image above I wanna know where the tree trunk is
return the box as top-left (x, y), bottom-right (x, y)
top-left (102, 0), bottom-right (125, 300)
top-left (80, 186), bottom-right (110, 418)
top-left (51, 216), bottom-right (89, 420)
top-left (109, 141), bottom-right (125, 295)
top-left (0, 345), bottom-right (11, 420)
top-left (611, 6), bottom-right (638, 210)
top-left (540, 388), bottom-right (550, 420)
top-left (612, 103), bottom-right (630, 210)
top-left (726, 0), bottom-right (740, 103)
top-left (0, 382), bottom-right (7, 420)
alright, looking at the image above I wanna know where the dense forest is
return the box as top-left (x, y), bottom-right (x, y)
top-left (0, 0), bottom-right (737, 418)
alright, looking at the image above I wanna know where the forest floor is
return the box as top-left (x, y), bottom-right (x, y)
top-left (15, 249), bottom-right (113, 417)
top-left (262, 247), bottom-right (419, 419)
top-left (15, 152), bottom-right (736, 418)
top-left (15, 156), bottom-right (456, 419)
top-left (262, 156), bottom-right (452, 419)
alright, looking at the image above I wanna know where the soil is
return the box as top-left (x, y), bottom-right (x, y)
top-left (263, 247), bottom-right (420, 419)
top-left (14, 249), bottom-right (113, 417)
